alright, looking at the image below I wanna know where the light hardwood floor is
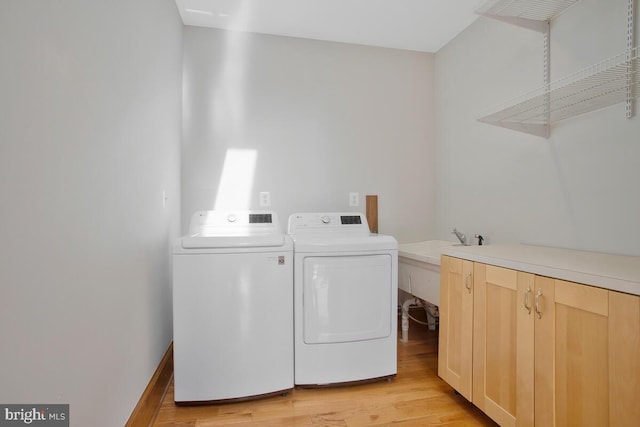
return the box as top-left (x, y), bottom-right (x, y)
top-left (153, 320), bottom-right (497, 426)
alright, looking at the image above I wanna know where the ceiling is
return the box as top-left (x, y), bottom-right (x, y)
top-left (174, 0), bottom-right (483, 53)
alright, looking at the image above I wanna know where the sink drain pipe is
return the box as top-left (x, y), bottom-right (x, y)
top-left (400, 297), bottom-right (439, 342)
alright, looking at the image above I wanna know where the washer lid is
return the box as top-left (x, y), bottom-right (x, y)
top-left (181, 210), bottom-right (285, 249)
top-left (181, 234), bottom-right (285, 249)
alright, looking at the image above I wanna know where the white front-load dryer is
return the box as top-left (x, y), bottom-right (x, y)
top-left (173, 211), bottom-right (293, 403)
top-left (288, 213), bottom-right (398, 386)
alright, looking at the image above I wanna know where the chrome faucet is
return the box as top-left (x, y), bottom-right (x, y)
top-left (452, 228), bottom-right (467, 245)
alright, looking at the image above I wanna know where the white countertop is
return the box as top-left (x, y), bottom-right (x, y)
top-left (441, 244), bottom-right (640, 296)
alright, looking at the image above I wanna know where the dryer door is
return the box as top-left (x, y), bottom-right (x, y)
top-left (303, 254), bottom-right (392, 344)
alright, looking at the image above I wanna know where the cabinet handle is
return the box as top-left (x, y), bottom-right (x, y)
top-left (464, 272), bottom-right (472, 293)
top-left (534, 288), bottom-right (543, 319)
top-left (523, 286), bottom-right (532, 314)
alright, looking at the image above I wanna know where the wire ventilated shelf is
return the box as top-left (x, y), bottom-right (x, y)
top-left (476, 0), bottom-right (580, 22)
top-left (476, 0), bottom-right (580, 31)
top-left (478, 47), bottom-right (639, 137)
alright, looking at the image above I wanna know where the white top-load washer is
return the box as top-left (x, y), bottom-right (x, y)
top-left (288, 212), bottom-right (398, 386)
top-left (173, 210), bottom-right (293, 403)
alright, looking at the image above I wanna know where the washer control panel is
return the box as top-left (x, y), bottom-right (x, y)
top-left (188, 210), bottom-right (279, 236)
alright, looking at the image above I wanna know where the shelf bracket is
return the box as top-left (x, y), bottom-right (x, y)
top-left (543, 21), bottom-right (551, 138)
top-left (627, 0), bottom-right (636, 118)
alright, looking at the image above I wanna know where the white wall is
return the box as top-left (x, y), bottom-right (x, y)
top-left (435, 0), bottom-right (640, 256)
top-left (182, 27), bottom-right (436, 242)
top-left (0, 1), bottom-right (182, 425)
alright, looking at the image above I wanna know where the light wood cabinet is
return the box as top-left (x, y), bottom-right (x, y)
top-left (534, 277), bottom-right (640, 427)
top-left (472, 263), bottom-right (534, 427)
top-left (439, 256), bottom-right (640, 427)
top-left (438, 255), bottom-right (474, 400)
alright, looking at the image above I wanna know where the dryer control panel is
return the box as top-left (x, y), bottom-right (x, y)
top-left (288, 212), bottom-right (369, 235)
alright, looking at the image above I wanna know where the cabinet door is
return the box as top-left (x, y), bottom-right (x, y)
top-left (473, 264), bottom-right (534, 427)
top-left (438, 255), bottom-right (474, 400)
top-left (535, 278), bottom-right (640, 427)
top-left (608, 290), bottom-right (640, 426)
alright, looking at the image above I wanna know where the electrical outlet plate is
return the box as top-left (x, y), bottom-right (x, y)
top-left (259, 192), bottom-right (271, 207)
top-left (349, 192), bottom-right (359, 207)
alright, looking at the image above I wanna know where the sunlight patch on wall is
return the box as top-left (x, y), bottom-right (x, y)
top-left (214, 148), bottom-right (257, 210)
top-left (210, 1), bottom-right (251, 139)
top-left (209, 2), bottom-right (257, 212)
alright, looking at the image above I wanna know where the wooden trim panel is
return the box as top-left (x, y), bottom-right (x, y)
top-left (126, 342), bottom-right (173, 427)
top-left (366, 195), bottom-right (378, 234)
